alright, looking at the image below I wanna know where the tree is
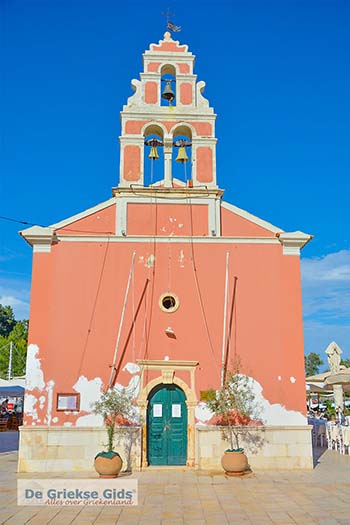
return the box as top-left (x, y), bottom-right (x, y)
top-left (7, 321), bottom-right (28, 377)
top-left (0, 305), bottom-right (16, 337)
top-left (92, 388), bottom-right (137, 453)
top-left (206, 364), bottom-right (262, 451)
top-left (305, 352), bottom-right (324, 377)
top-left (0, 305), bottom-right (28, 378)
top-left (340, 358), bottom-right (350, 368)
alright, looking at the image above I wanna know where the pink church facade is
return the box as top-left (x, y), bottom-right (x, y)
top-left (19, 33), bottom-right (313, 471)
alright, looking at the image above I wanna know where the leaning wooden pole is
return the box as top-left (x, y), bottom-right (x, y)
top-left (221, 252), bottom-right (230, 386)
top-left (110, 278), bottom-right (150, 388)
top-left (108, 251), bottom-right (136, 389)
top-left (223, 276), bottom-right (238, 385)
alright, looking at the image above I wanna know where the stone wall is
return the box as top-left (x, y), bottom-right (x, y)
top-left (195, 425), bottom-right (313, 469)
top-left (18, 426), bottom-right (142, 473)
top-left (18, 424), bottom-right (313, 472)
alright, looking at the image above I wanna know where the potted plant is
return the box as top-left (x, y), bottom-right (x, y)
top-left (92, 387), bottom-right (136, 478)
top-left (206, 365), bottom-right (263, 476)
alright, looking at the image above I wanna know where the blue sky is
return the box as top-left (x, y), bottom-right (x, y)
top-left (1, 1), bottom-right (349, 364)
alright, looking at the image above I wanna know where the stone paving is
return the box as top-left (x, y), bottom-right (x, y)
top-left (0, 433), bottom-right (350, 524)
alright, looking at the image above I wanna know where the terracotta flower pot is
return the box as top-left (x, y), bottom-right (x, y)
top-left (221, 450), bottom-right (248, 476)
top-left (94, 451), bottom-right (123, 478)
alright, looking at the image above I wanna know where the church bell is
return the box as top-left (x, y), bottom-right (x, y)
top-left (161, 80), bottom-right (175, 103)
top-left (175, 146), bottom-right (189, 163)
top-left (148, 146), bottom-right (160, 160)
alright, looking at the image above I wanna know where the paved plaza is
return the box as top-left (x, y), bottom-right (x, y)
top-left (0, 432), bottom-right (350, 525)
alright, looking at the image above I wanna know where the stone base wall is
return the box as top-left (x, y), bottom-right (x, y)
top-left (18, 424), bottom-right (313, 472)
top-left (18, 426), bottom-right (142, 473)
top-left (196, 425), bottom-right (313, 470)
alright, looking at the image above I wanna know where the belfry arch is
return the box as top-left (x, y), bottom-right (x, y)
top-left (143, 123), bottom-right (165, 186)
top-left (160, 64), bottom-right (177, 106)
top-left (171, 124), bottom-right (193, 184)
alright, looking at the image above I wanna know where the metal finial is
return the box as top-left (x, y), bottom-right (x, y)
top-left (162, 8), bottom-right (181, 33)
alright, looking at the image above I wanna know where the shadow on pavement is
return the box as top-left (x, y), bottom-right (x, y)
top-left (312, 445), bottom-right (327, 467)
top-left (0, 431), bottom-right (19, 453)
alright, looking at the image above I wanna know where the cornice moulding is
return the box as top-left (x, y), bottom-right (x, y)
top-left (19, 226), bottom-right (56, 252)
top-left (56, 235), bottom-right (280, 245)
top-left (143, 52), bottom-right (194, 61)
top-left (137, 359), bottom-right (199, 368)
top-left (278, 231), bottom-right (313, 255)
top-left (112, 186), bottom-right (223, 199)
top-left (121, 107), bottom-right (216, 117)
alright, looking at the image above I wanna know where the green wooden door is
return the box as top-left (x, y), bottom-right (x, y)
top-left (147, 385), bottom-right (187, 465)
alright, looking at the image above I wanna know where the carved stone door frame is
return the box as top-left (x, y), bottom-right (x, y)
top-left (136, 359), bottom-right (198, 467)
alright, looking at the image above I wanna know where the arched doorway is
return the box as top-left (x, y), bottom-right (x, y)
top-left (147, 384), bottom-right (187, 466)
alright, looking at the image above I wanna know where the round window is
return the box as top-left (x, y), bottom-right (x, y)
top-left (159, 293), bottom-right (179, 313)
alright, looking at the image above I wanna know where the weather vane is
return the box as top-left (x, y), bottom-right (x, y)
top-left (162, 7), bottom-right (181, 32)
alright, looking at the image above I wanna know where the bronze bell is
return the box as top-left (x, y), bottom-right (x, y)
top-left (161, 80), bottom-right (175, 103)
top-left (175, 146), bottom-right (189, 163)
top-left (148, 146), bottom-right (160, 160)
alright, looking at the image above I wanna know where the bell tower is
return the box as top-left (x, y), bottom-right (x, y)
top-left (118, 32), bottom-right (218, 189)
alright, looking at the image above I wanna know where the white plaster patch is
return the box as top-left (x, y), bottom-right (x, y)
top-left (178, 224), bottom-right (183, 229)
top-left (277, 376), bottom-right (282, 381)
top-left (75, 414), bottom-right (104, 427)
top-left (25, 344), bottom-right (45, 391)
top-left (195, 402), bottom-right (213, 423)
top-left (164, 356), bottom-right (169, 361)
top-left (73, 376), bottom-right (103, 412)
top-left (45, 380), bottom-right (55, 426)
top-left (24, 394), bottom-right (38, 420)
top-left (52, 417), bottom-right (58, 423)
top-left (63, 422), bottom-right (73, 427)
top-left (123, 362), bottom-right (140, 374)
top-left (250, 377), bottom-right (306, 425)
top-left (39, 396), bottom-right (46, 409)
top-left (179, 250), bottom-right (185, 267)
top-left (290, 376), bottom-right (296, 384)
top-left (146, 254), bottom-right (155, 268)
top-left (115, 375), bottom-right (141, 397)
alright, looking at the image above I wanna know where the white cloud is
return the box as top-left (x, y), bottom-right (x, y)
top-left (301, 250), bottom-right (350, 357)
top-left (0, 277), bottom-right (30, 320)
top-left (0, 295), bottom-right (27, 308)
top-left (301, 250), bottom-right (350, 283)
top-left (304, 320), bottom-right (350, 361)
top-left (301, 250), bottom-right (350, 321)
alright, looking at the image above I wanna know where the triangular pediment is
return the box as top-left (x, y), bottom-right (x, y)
top-left (20, 198), bottom-right (116, 243)
top-left (221, 201), bottom-right (283, 237)
top-left (51, 198), bottom-right (116, 235)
